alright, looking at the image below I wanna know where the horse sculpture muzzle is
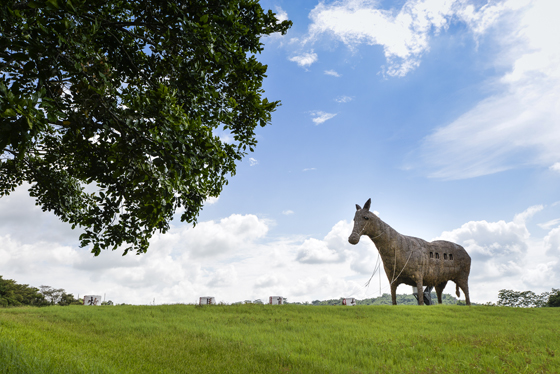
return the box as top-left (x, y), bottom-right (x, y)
top-left (348, 229), bottom-right (361, 245)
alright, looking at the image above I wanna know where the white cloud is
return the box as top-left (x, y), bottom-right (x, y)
top-left (335, 96), bottom-right (353, 103)
top-left (290, 275), bottom-right (363, 298)
top-left (0, 210), bottom-right (383, 302)
top-left (538, 218), bottom-right (560, 230)
top-left (182, 214), bottom-right (269, 258)
top-left (437, 218), bottom-right (530, 265)
top-left (2, 194), bottom-right (559, 304)
top-left (205, 196), bottom-right (219, 205)
top-left (291, 1), bottom-right (560, 179)
top-left (296, 238), bottom-right (343, 264)
top-left (436, 206), bottom-right (541, 266)
top-left (254, 274), bottom-right (281, 289)
top-left (302, 0), bottom-right (534, 77)
top-left (304, 0), bottom-right (461, 76)
top-left (544, 226), bottom-right (560, 257)
top-left (0, 196), bottom-right (380, 304)
top-left (416, 77), bottom-right (560, 179)
top-left (0, 184), bottom-right (78, 245)
top-left (413, 0), bottom-right (560, 179)
top-left (514, 205), bottom-right (543, 224)
top-left (499, 0), bottom-right (560, 83)
top-left (289, 51), bottom-right (318, 67)
top-left (295, 220), bottom-right (378, 273)
top-left (275, 6), bottom-right (288, 23)
top-left (325, 69), bottom-right (341, 77)
top-left (207, 265), bottom-right (238, 288)
top-left (249, 157), bottom-right (258, 166)
top-left (456, 0), bottom-right (528, 36)
top-left (435, 205), bottom-right (560, 302)
top-left (282, 210), bottom-right (294, 215)
top-left (311, 111), bottom-right (337, 125)
top-left (213, 129), bottom-right (234, 144)
top-left (302, 168), bottom-right (316, 172)
top-left (520, 261), bottom-right (558, 290)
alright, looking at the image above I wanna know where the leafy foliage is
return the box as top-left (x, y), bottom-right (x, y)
top-left (0, 0), bottom-right (291, 255)
top-left (310, 293), bottom-right (460, 306)
top-left (0, 275), bottom-right (48, 307)
top-left (497, 288), bottom-right (558, 308)
top-left (0, 276), bottom-right (80, 307)
top-left (546, 289), bottom-right (560, 307)
top-left (38, 285), bottom-right (64, 305)
top-left (39, 285), bottom-right (80, 306)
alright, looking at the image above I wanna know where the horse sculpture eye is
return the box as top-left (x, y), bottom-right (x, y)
top-left (364, 216), bottom-right (369, 220)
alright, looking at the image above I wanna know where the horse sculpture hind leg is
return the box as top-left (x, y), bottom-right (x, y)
top-left (435, 281), bottom-right (448, 304)
top-left (456, 278), bottom-right (471, 306)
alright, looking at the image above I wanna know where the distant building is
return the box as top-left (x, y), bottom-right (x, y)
top-left (342, 298), bottom-right (356, 306)
top-left (269, 296), bottom-right (284, 305)
top-left (83, 295), bottom-right (102, 306)
top-left (199, 296), bottom-right (215, 305)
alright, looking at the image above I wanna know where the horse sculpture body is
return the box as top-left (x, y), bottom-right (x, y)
top-left (348, 199), bottom-right (471, 305)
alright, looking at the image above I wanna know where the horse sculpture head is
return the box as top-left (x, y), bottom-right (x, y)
top-left (348, 198), bottom-right (377, 245)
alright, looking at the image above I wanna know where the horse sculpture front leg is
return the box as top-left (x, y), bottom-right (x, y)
top-left (390, 282), bottom-right (398, 305)
top-left (416, 278), bottom-right (425, 306)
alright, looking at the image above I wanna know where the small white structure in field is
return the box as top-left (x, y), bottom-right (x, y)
top-left (199, 296), bottom-right (215, 305)
top-left (269, 296), bottom-right (284, 305)
top-left (342, 298), bottom-right (356, 306)
top-left (83, 295), bottom-right (102, 306)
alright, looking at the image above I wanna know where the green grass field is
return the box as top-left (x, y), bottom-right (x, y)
top-left (1, 304), bottom-right (559, 373)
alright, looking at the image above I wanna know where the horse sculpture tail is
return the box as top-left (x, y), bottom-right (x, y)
top-left (456, 284), bottom-right (461, 298)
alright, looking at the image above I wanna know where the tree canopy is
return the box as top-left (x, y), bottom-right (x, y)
top-left (0, 276), bottom-right (81, 307)
top-left (0, 275), bottom-right (48, 307)
top-left (546, 289), bottom-right (560, 307)
top-left (0, 0), bottom-right (291, 255)
top-left (497, 288), bottom-right (559, 308)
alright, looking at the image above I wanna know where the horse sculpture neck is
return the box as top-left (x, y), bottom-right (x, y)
top-left (364, 215), bottom-right (403, 256)
top-left (357, 212), bottom-right (423, 289)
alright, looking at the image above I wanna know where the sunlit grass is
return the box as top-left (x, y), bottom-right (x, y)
top-left (1, 304), bottom-right (559, 373)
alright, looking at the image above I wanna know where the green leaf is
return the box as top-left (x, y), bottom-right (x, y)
top-left (2, 109), bottom-right (17, 117)
top-left (46, 0), bottom-right (60, 9)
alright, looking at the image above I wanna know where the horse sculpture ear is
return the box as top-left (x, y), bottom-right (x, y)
top-left (363, 198), bottom-right (371, 211)
top-left (356, 204), bottom-right (362, 211)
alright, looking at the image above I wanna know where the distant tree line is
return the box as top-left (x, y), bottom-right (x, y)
top-left (0, 276), bottom-right (81, 307)
top-left (306, 293), bottom-right (461, 306)
top-left (496, 289), bottom-right (560, 308)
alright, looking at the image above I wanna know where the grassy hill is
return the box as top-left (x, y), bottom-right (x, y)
top-left (1, 304), bottom-right (559, 373)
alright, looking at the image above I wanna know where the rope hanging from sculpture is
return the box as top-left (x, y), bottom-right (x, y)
top-left (364, 252), bottom-right (381, 288)
top-left (390, 250), bottom-right (413, 285)
top-left (362, 223), bottom-right (413, 289)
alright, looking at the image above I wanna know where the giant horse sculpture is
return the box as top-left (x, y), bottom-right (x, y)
top-left (348, 199), bottom-right (471, 305)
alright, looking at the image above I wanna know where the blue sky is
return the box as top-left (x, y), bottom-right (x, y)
top-left (1, 0), bottom-right (559, 304)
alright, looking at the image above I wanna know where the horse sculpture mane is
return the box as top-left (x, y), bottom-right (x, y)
top-left (348, 198), bottom-right (471, 305)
